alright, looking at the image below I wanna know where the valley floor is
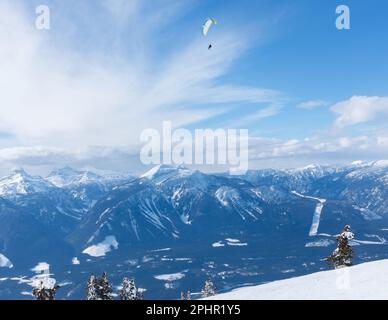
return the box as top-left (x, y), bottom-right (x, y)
top-left (206, 259), bottom-right (388, 300)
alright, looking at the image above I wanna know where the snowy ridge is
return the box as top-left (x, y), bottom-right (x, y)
top-left (141, 165), bottom-right (192, 184)
top-left (47, 167), bottom-right (101, 188)
top-left (0, 169), bottom-right (55, 197)
top-left (47, 166), bottom-right (131, 188)
top-left (206, 260), bottom-right (388, 300)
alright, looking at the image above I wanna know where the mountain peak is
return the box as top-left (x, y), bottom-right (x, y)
top-left (372, 160), bottom-right (388, 167)
top-left (295, 164), bottom-right (321, 171)
top-left (47, 166), bottom-right (81, 177)
top-left (47, 166), bottom-right (102, 187)
top-left (10, 167), bottom-right (29, 177)
top-left (0, 169), bottom-right (52, 196)
top-left (350, 160), bottom-right (368, 166)
top-left (140, 164), bottom-right (191, 180)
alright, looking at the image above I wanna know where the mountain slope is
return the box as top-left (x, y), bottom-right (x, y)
top-left (206, 259), bottom-right (388, 300)
top-left (70, 165), bottom-right (313, 250)
top-left (0, 169), bottom-right (87, 232)
top-left (46, 167), bottom-right (133, 209)
top-left (239, 161), bottom-right (388, 217)
top-left (0, 198), bottom-right (74, 267)
top-left (0, 169), bottom-right (54, 197)
top-left (0, 163), bottom-right (387, 299)
top-left (69, 178), bottom-right (183, 248)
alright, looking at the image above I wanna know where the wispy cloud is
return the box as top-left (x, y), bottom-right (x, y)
top-left (230, 104), bottom-right (282, 127)
top-left (2, 1), bottom-right (385, 173)
top-left (0, 0), bottom-right (282, 153)
top-left (297, 100), bottom-right (328, 110)
top-left (331, 96), bottom-right (388, 127)
top-left (249, 133), bottom-right (388, 166)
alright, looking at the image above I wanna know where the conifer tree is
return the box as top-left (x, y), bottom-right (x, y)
top-left (119, 277), bottom-right (138, 300)
top-left (86, 274), bottom-right (99, 300)
top-left (48, 285), bottom-right (60, 300)
top-left (201, 278), bottom-right (216, 298)
top-left (137, 289), bottom-right (144, 300)
top-left (327, 225), bottom-right (355, 268)
top-left (181, 291), bottom-right (191, 300)
top-left (32, 281), bottom-right (60, 300)
top-left (97, 272), bottom-right (113, 300)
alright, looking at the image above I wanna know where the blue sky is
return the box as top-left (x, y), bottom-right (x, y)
top-left (0, 0), bottom-right (387, 173)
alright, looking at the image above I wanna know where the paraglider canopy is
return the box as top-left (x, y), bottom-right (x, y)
top-left (203, 18), bottom-right (218, 36)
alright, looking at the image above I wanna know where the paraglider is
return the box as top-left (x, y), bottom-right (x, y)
top-left (203, 18), bottom-right (218, 49)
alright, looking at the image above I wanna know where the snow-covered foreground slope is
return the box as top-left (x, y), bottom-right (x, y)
top-left (206, 260), bottom-right (388, 300)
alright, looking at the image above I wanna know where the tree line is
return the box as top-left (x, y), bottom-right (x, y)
top-left (32, 271), bottom-right (217, 301)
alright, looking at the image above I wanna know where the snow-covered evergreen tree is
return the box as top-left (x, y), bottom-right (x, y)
top-left (119, 277), bottom-right (138, 300)
top-left (32, 281), bottom-right (60, 300)
top-left (86, 274), bottom-right (99, 300)
top-left (201, 279), bottom-right (216, 298)
top-left (327, 225), bottom-right (354, 268)
top-left (137, 289), bottom-right (144, 300)
top-left (97, 272), bottom-right (113, 300)
top-left (180, 291), bottom-right (191, 300)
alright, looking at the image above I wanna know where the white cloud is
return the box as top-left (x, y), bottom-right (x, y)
top-left (297, 100), bottom-right (328, 110)
top-left (248, 133), bottom-right (388, 165)
top-left (0, 0), bottom-right (282, 151)
top-left (1, 2), bottom-right (385, 172)
top-left (331, 96), bottom-right (388, 127)
top-left (0, 145), bottom-right (142, 176)
top-left (0, 146), bottom-right (69, 163)
top-left (377, 136), bottom-right (388, 147)
top-left (229, 104), bottom-right (282, 127)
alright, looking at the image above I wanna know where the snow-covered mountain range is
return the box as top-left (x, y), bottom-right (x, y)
top-left (0, 161), bottom-right (387, 299)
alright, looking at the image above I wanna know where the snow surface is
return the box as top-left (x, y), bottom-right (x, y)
top-left (0, 169), bottom-right (54, 196)
top-left (47, 167), bottom-right (101, 187)
top-left (215, 187), bottom-right (240, 207)
top-left (150, 248), bottom-right (172, 252)
top-left (140, 165), bottom-right (191, 183)
top-left (31, 262), bottom-right (50, 273)
top-left (82, 236), bottom-right (119, 257)
top-left (212, 239), bottom-right (248, 248)
top-left (29, 262), bottom-right (56, 289)
top-left (212, 241), bottom-right (225, 248)
top-left (373, 160), bottom-right (388, 167)
top-left (0, 254), bottom-right (13, 268)
top-left (154, 272), bottom-right (186, 281)
top-left (227, 241), bottom-right (248, 247)
top-left (206, 260), bottom-right (388, 300)
top-left (292, 191), bottom-right (326, 236)
top-left (305, 239), bottom-right (335, 248)
top-left (352, 206), bottom-right (381, 221)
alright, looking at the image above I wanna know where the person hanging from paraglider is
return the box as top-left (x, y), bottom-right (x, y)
top-left (203, 18), bottom-right (218, 50)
